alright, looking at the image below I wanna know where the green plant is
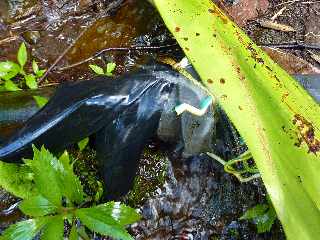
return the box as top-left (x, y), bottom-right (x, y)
top-left (0, 146), bottom-right (140, 240)
top-left (0, 43), bottom-right (46, 91)
top-left (89, 62), bottom-right (116, 77)
top-left (240, 196), bottom-right (277, 233)
top-left (153, 1), bottom-right (320, 239)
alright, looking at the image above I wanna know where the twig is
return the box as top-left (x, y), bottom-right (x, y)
top-left (56, 43), bottom-right (178, 71)
top-left (271, 6), bottom-right (287, 21)
top-left (260, 43), bottom-right (320, 50)
top-left (0, 36), bottom-right (19, 45)
top-left (38, 27), bottom-right (88, 84)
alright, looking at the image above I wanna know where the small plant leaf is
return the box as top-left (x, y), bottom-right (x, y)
top-left (27, 146), bottom-right (63, 207)
top-left (240, 204), bottom-right (269, 220)
top-left (17, 42), bottom-right (27, 68)
top-left (4, 79), bottom-right (20, 91)
top-left (25, 74), bottom-right (38, 89)
top-left (33, 96), bottom-right (49, 108)
top-left (0, 217), bottom-right (49, 240)
top-left (96, 202), bottom-right (141, 226)
top-left (76, 207), bottom-right (134, 240)
top-left (32, 60), bottom-right (39, 74)
top-left (0, 61), bottom-right (20, 73)
top-left (77, 137), bottom-right (89, 152)
top-left (89, 64), bottom-right (104, 75)
top-left (0, 162), bottom-right (36, 199)
top-left (40, 215), bottom-right (64, 240)
top-left (19, 195), bottom-right (58, 217)
top-left (36, 69), bottom-right (46, 78)
top-left (69, 223), bottom-right (79, 240)
top-left (254, 207), bottom-right (277, 233)
top-left (58, 151), bottom-right (85, 204)
top-left (106, 62), bottom-right (116, 74)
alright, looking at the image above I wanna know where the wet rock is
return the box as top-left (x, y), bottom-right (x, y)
top-left (305, 3), bottom-right (320, 46)
top-left (224, 0), bottom-right (270, 27)
top-left (129, 155), bottom-right (284, 239)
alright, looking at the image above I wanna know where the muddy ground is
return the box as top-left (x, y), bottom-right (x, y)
top-left (0, 0), bottom-right (319, 239)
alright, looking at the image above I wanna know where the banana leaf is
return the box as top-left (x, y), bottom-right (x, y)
top-left (152, 0), bottom-right (320, 238)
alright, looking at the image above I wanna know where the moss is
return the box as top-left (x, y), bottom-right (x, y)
top-left (125, 146), bottom-right (168, 207)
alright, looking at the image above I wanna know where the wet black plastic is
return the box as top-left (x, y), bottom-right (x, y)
top-left (0, 64), bottom-right (212, 199)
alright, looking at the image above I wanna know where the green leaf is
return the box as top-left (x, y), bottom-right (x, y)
top-left (28, 146), bottom-right (63, 207)
top-left (19, 195), bottom-right (58, 217)
top-left (153, 1), bottom-right (320, 239)
top-left (95, 202), bottom-right (141, 226)
top-left (17, 42), bottom-right (27, 68)
top-left (57, 151), bottom-right (85, 204)
top-left (69, 223), bottom-right (79, 240)
top-left (76, 207), bottom-right (134, 240)
top-left (33, 95), bottom-right (49, 108)
top-left (4, 79), bottom-right (20, 91)
top-left (0, 217), bottom-right (49, 240)
top-left (240, 204), bottom-right (268, 220)
top-left (89, 64), bottom-right (104, 75)
top-left (106, 62), bottom-right (116, 74)
top-left (32, 60), bottom-right (39, 74)
top-left (41, 215), bottom-right (64, 240)
top-left (36, 69), bottom-right (46, 78)
top-left (0, 162), bottom-right (37, 199)
top-left (254, 207), bottom-right (277, 233)
top-left (25, 74), bottom-right (38, 89)
top-left (0, 61), bottom-right (20, 73)
top-left (77, 137), bottom-right (89, 152)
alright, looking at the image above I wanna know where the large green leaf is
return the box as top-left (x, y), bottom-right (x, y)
top-left (27, 146), bottom-right (63, 207)
top-left (76, 207), bottom-right (134, 240)
top-left (58, 151), bottom-right (85, 204)
top-left (95, 202), bottom-right (141, 226)
top-left (0, 162), bottom-right (36, 199)
top-left (0, 217), bottom-right (49, 240)
top-left (40, 215), bottom-right (64, 240)
top-left (19, 194), bottom-right (58, 217)
top-left (27, 146), bottom-right (85, 206)
top-left (153, 1), bottom-right (320, 239)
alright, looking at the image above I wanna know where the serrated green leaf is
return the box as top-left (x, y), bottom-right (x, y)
top-left (25, 74), bottom-right (38, 89)
top-left (76, 207), bottom-right (133, 240)
top-left (77, 137), bottom-right (89, 152)
top-left (32, 60), bottom-right (39, 74)
top-left (33, 95), bottom-right (49, 108)
top-left (57, 151), bottom-right (85, 204)
top-left (4, 79), bottom-right (20, 91)
top-left (96, 202), bottom-right (141, 226)
top-left (41, 215), bottom-right (64, 240)
top-left (0, 217), bottom-right (49, 240)
top-left (89, 64), bottom-right (104, 75)
top-left (240, 204), bottom-right (268, 220)
top-left (69, 223), bottom-right (79, 240)
top-left (19, 195), bottom-right (58, 217)
top-left (106, 62), bottom-right (116, 74)
top-left (29, 146), bottom-right (63, 207)
top-left (17, 42), bottom-right (27, 68)
top-left (0, 161), bottom-right (37, 199)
